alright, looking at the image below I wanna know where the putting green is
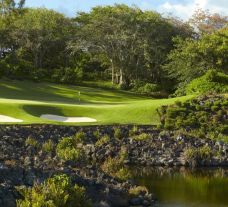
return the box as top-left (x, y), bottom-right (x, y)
top-left (0, 79), bottom-right (193, 125)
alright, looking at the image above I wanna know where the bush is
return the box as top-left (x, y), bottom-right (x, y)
top-left (101, 148), bottom-right (131, 180)
top-left (183, 146), bottom-right (213, 166)
top-left (30, 68), bottom-right (47, 81)
top-left (25, 137), bottom-right (38, 147)
top-left (133, 133), bottom-right (150, 141)
top-left (164, 118), bottom-right (175, 130)
top-left (101, 156), bottom-right (131, 180)
top-left (129, 186), bottom-right (148, 197)
top-left (129, 125), bottom-right (138, 137)
top-left (158, 94), bottom-right (228, 141)
top-left (95, 134), bottom-right (110, 147)
top-left (115, 167), bottom-right (132, 181)
top-left (56, 137), bottom-right (83, 161)
top-left (211, 105), bottom-right (219, 112)
top-left (74, 131), bottom-right (86, 143)
top-left (185, 70), bottom-right (228, 95)
top-left (132, 81), bottom-right (161, 96)
top-left (198, 145), bottom-right (213, 160)
top-left (0, 56), bottom-right (36, 80)
top-left (42, 140), bottom-right (55, 153)
top-left (114, 127), bottom-right (122, 139)
top-left (183, 147), bottom-right (196, 162)
top-left (51, 67), bottom-right (83, 84)
top-left (93, 130), bottom-right (100, 140)
top-left (16, 174), bottom-right (91, 207)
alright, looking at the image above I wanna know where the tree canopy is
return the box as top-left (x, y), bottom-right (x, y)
top-left (163, 27), bottom-right (228, 85)
top-left (0, 1), bottom-right (227, 95)
top-left (70, 4), bottom-right (192, 88)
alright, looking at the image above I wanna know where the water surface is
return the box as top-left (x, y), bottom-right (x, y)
top-left (132, 167), bottom-right (228, 207)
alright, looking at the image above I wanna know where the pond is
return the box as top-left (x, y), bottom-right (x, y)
top-left (132, 167), bottom-right (228, 207)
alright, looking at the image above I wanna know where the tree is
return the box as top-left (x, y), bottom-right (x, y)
top-left (0, 0), bottom-right (25, 16)
top-left (70, 5), bottom-right (143, 86)
top-left (70, 4), bottom-right (192, 87)
top-left (12, 8), bottom-right (75, 70)
top-left (0, 0), bottom-right (25, 57)
top-left (189, 8), bottom-right (228, 35)
top-left (163, 27), bottom-right (228, 85)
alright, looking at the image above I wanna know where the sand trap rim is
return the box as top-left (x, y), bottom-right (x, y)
top-left (40, 114), bottom-right (97, 123)
top-left (0, 115), bottom-right (23, 122)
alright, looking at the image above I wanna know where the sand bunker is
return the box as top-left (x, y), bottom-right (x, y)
top-left (40, 114), bottom-right (97, 123)
top-left (0, 115), bottom-right (23, 122)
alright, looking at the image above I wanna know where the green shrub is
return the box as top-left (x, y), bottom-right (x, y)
top-left (42, 140), bottom-right (55, 153)
top-left (183, 146), bottom-right (213, 166)
top-left (56, 137), bottom-right (83, 161)
top-left (95, 134), bottom-right (110, 147)
top-left (195, 105), bottom-right (203, 111)
top-left (164, 118), bottom-right (175, 130)
top-left (175, 101), bottom-right (182, 107)
top-left (93, 130), bottom-right (100, 140)
top-left (185, 70), bottom-right (228, 95)
top-left (217, 110), bottom-right (224, 116)
top-left (132, 81), bottom-right (161, 95)
top-left (115, 167), bottom-right (132, 180)
top-left (166, 107), bottom-right (188, 120)
top-left (74, 131), bottom-right (86, 143)
top-left (158, 94), bottom-right (228, 141)
top-left (183, 147), bottom-right (196, 162)
top-left (129, 186), bottom-right (148, 197)
top-left (221, 126), bottom-right (228, 134)
top-left (129, 125), bottom-right (138, 137)
top-left (211, 105), bottom-right (219, 112)
top-left (198, 145), bottom-right (212, 160)
top-left (221, 100), bottom-right (228, 107)
top-left (25, 137), bottom-right (38, 147)
top-left (133, 133), bottom-right (150, 141)
top-left (114, 127), bottom-right (122, 139)
top-left (16, 174), bottom-right (91, 207)
top-left (137, 83), bottom-right (160, 94)
top-left (51, 67), bottom-right (83, 84)
top-left (101, 156), bottom-right (131, 181)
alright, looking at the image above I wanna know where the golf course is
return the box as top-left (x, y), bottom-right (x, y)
top-left (0, 2), bottom-right (228, 207)
top-left (0, 79), bottom-right (192, 125)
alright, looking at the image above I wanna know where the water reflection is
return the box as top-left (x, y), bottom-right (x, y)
top-left (131, 167), bottom-right (228, 207)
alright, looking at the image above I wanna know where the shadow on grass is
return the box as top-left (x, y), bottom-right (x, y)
top-left (23, 105), bottom-right (64, 117)
top-left (0, 79), bottom-right (148, 104)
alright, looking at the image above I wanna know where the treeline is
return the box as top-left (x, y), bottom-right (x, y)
top-left (0, 0), bottom-right (227, 94)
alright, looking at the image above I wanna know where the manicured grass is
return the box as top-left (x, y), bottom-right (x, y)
top-left (0, 79), bottom-right (193, 125)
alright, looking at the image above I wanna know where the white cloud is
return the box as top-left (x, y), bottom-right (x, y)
top-left (158, 0), bottom-right (228, 20)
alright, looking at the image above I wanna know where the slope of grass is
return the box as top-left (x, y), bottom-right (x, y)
top-left (0, 79), bottom-right (192, 125)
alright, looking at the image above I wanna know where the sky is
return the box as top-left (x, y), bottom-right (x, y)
top-left (24, 0), bottom-right (228, 20)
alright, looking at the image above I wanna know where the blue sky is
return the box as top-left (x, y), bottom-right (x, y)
top-left (24, 0), bottom-right (228, 20)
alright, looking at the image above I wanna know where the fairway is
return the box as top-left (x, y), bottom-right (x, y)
top-left (0, 79), bottom-right (192, 125)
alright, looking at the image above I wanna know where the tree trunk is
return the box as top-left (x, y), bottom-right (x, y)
top-left (119, 69), bottom-right (123, 85)
top-left (34, 52), bottom-right (39, 68)
top-left (110, 59), bottom-right (114, 84)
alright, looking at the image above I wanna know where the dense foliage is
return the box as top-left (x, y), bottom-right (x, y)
top-left (16, 174), bottom-right (91, 207)
top-left (56, 137), bottom-right (84, 161)
top-left (157, 94), bottom-right (228, 142)
top-left (71, 5), bottom-right (192, 89)
top-left (101, 148), bottom-right (132, 180)
top-left (164, 27), bottom-right (228, 85)
top-left (174, 70), bottom-right (228, 96)
top-left (0, 0), bottom-right (227, 94)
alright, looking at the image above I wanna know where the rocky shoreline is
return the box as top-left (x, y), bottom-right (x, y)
top-left (0, 125), bottom-right (227, 207)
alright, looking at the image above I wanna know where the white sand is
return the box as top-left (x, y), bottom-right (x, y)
top-left (40, 114), bottom-right (97, 123)
top-left (0, 115), bottom-right (23, 122)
